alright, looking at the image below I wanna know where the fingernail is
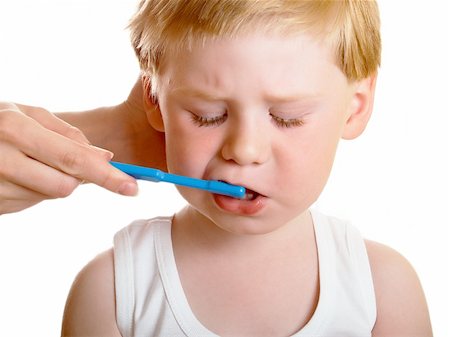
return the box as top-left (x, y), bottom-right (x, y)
top-left (91, 146), bottom-right (114, 160)
top-left (105, 151), bottom-right (114, 161)
top-left (118, 182), bottom-right (138, 196)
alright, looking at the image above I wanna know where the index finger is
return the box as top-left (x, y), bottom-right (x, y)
top-left (15, 118), bottom-right (138, 195)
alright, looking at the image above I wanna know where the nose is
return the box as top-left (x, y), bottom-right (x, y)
top-left (221, 117), bottom-right (270, 166)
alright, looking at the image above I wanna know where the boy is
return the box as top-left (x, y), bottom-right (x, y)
top-left (62, 1), bottom-right (432, 336)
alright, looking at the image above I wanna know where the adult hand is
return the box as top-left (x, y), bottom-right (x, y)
top-left (0, 102), bottom-right (138, 215)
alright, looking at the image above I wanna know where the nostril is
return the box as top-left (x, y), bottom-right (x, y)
top-left (221, 133), bottom-right (270, 166)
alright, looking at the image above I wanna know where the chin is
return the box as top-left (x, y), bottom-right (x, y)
top-left (203, 210), bottom-right (290, 236)
top-left (181, 190), bottom-right (308, 236)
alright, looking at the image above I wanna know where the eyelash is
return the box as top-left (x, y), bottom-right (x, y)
top-left (270, 114), bottom-right (305, 128)
top-left (190, 114), bottom-right (227, 127)
top-left (189, 112), bottom-right (304, 128)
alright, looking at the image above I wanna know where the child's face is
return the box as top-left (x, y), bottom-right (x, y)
top-left (152, 32), bottom-right (368, 235)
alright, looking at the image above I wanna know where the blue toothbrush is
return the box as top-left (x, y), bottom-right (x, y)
top-left (111, 161), bottom-right (246, 199)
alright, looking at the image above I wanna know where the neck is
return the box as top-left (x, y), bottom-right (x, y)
top-left (172, 206), bottom-right (314, 259)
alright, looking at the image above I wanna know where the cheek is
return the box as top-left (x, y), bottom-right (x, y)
top-left (164, 126), bottom-right (194, 174)
top-left (164, 121), bottom-right (217, 177)
top-left (277, 124), bottom-right (340, 201)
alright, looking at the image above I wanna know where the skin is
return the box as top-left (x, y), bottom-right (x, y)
top-left (62, 32), bottom-right (432, 336)
top-left (0, 79), bottom-right (166, 215)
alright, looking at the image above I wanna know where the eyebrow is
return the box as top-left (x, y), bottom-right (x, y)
top-left (170, 87), bottom-right (225, 101)
top-left (171, 87), bottom-right (320, 103)
top-left (263, 92), bottom-right (321, 104)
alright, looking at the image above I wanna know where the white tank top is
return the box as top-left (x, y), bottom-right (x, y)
top-left (114, 209), bottom-right (376, 337)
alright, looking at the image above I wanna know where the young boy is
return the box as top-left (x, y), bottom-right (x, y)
top-left (61, 1), bottom-right (432, 336)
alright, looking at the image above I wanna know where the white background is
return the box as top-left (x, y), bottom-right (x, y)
top-left (0, 0), bottom-right (448, 336)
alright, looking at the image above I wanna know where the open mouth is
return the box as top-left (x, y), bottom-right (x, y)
top-left (243, 188), bottom-right (260, 201)
top-left (213, 181), bottom-right (267, 215)
top-left (218, 180), bottom-right (262, 201)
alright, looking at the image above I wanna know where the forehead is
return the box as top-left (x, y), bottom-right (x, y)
top-left (158, 32), bottom-right (347, 99)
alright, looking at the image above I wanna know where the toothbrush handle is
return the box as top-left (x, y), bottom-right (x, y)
top-left (111, 161), bottom-right (245, 198)
top-left (110, 161), bottom-right (163, 182)
top-left (162, 173), bottom-right (244, 198)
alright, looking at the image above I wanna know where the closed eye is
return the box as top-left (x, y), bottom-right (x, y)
top-left (190, 113), bottom-right (227, 127)
top-left (270, 114), bottom-right (304, 128)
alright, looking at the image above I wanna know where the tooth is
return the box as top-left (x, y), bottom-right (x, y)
top-left (245, 191), bottom-right (255, 200)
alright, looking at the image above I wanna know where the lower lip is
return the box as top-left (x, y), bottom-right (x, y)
top-left (213, 193), bottom-right (267, 215)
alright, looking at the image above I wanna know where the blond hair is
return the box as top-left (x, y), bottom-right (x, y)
top-left (129, 0), bottom-right (381, 87)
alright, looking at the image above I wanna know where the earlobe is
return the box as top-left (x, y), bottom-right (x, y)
top-left (342, 75), bottom-right (377, 140)
top-left (142, 76), bottom-right (165, 132)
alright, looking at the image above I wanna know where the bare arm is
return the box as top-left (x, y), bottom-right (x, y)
top-left (367, 240), bottom-right (433, 337)
top-left (61, 249), bottom-right (122, 337)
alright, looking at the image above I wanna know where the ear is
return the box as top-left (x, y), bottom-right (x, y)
top-left (142, 75), bottom-right (165, 132)
top-left (342, 74), bottom-right (377, 140)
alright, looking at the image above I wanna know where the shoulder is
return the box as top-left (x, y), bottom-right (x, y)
top-left (364, 240), bottom-right (433, 337)
top-left (61, 248), bottom-right (122, 337)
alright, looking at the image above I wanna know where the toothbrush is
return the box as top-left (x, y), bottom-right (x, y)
top-left (110, 161), bottom-right (246, 199)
